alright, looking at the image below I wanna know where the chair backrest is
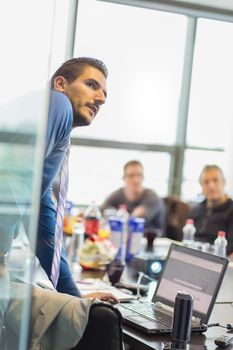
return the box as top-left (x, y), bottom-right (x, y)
top-left (73, 303), bottom-right (124, 350)
top-left (164, 196), bottom-right (190, 241)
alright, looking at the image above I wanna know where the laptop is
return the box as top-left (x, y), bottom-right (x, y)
top-left (116, 243), bottom-right (228, 334)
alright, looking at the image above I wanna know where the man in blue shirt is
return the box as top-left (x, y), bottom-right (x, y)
top-left (37, 57), bottom-right (117, 301)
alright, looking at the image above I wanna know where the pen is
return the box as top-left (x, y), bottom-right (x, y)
top-left (75, 280), bottom-right (95, 285)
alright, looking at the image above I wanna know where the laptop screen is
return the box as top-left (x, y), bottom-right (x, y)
top-left (153, 244), bottom-right (228, 322)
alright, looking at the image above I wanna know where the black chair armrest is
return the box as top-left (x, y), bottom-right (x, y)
top-left (72, 303), bottom-right (124, 350)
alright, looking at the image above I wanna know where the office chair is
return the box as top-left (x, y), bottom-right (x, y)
top-left (164, 196), bottom-right (190, 241)
top-left (72, 303), bottom-right (124, 350)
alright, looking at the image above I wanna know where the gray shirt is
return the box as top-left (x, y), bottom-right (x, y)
top-left (101, 187), bottom-right (166, 231)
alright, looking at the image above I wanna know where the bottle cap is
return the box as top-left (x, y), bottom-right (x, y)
top-left (186, 219), bottom-right (194, 225)
top-left (218, 231), bottom-right (226, 237)
top-left (118, 204), bottom-right (127, 211)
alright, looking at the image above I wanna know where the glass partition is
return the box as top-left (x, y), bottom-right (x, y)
top-left (0, 1), bottom-right (57, 348)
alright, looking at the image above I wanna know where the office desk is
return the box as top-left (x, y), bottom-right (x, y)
top-left (122, 265), bottom-right (233, 350)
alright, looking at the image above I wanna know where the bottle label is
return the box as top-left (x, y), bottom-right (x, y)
top-left (110, 231), bottom-right (123, 249)
top-left (85, 218), bottom-right (99, 235)
top-left (108, 218), bottom-right (123, 232)
top-left (127, 217), bottom-right (145, 260)
top-left (129, 232), bottom-right (143, 254)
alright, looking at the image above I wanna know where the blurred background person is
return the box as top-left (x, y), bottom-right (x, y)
top-left (189, 164), bottom-right (233, 254)
top-left (101, 160), bottom-right (166, 233)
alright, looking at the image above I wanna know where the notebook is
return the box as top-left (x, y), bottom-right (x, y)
top-left (116, 243), bottom-right (228, 334)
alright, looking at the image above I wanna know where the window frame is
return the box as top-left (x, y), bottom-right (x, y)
top-left (65, 0), bottom-right (232, 201)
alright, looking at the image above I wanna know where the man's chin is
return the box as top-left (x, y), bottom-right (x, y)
top-left (73, 114), bottom-right (93, 127)
top-left (207, 196), bottom-right (221, 202)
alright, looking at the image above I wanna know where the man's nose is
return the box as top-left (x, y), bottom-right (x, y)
top-left (95, 90), bottom-right (106, 105)
top-left (208, 181), bottom-right (216, 189)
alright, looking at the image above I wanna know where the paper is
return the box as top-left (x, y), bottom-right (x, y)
top-left (76, 278), bottom-right (136, 302)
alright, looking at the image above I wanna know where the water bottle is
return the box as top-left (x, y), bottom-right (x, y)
top-left (70, 220), bottom-right (85, 275)
top-left (84, 201), bottom-right (101, 238)
top-left (214, 231), bottom-right (228, 257)
top-left (126, 217), bottom-right (145, 262)
top-left (108, 216), bottom-right (124, 261)
top-left (182, 219), bottom-right (196, 247)
top-left (116, 205), bottom-right (129, 264)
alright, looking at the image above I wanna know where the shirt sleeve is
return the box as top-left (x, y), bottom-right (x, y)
top-left (41, 91), bottom-right (73, 199)
top-left (140, 190), bottom-right (162, 218)
top-left (100, 189), bottom-right (123, 212)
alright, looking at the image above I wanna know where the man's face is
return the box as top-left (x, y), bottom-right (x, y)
top-left (123, 164), bottom-right (144, 193)
top-left (200, 168), bottom-right (225, 202)
top-left (55, 66), bottom-right (107, 127)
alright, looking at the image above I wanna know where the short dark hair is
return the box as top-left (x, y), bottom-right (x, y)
top-left (123, 160), bottom-right (143, 173)
top-left (199, 164), bottom-right (225, 183)
top-left (51, 57), bottom-right (108, 88)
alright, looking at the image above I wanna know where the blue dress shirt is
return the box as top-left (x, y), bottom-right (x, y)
top-left (36, 91), bottom-right (81, 297)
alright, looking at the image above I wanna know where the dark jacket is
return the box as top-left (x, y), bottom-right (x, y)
top-left (189, 198), bottom-right (233, 254)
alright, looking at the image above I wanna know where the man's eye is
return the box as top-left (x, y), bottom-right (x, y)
top-left (87, 82), bottom-right (95, 89)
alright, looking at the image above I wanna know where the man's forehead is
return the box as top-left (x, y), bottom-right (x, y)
top-left (79, 66), bottom-right (106, 80)
top-left (202, 169), bottom-right (223, 180)
top-left (78, 66), bottom-right (107, 93)
top-left (125, 166), bottom-right (143, 175)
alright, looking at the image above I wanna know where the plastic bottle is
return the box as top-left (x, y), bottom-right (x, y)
top-left (84, 201), bottom-right (102, 238)
top-left (182, 219), bottom-right (196, 247)
top-left (108, 216), bottom-right (124, 260)
top-left (116, 204), bottom-right (129, 264)
top-left (72, 220), bottom-right (85, 261)
top-left (126, 217), bottom-right (145, 261)
top-left (98, 208), bottom-right (116, 239)
top-left (214, 231), bottom-right (228, 257)
top-left (70, 219), bottom-right (85, 275)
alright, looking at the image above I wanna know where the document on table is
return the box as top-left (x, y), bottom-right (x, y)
top-left (76, 278), bottom-right (136, 302)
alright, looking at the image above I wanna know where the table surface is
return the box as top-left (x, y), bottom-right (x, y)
top-left (121, 264), bottom-right (233, 350)
top-left (78, 235), bottom-right (233, 350)
top-left (80, 256), bottom-right (233, 350)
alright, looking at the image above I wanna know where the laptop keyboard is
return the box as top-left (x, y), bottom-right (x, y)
top-left (122, 303), bottom-right (173, 326)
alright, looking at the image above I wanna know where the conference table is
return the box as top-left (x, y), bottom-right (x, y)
top-left (81, 262), bottom-right (233, 349)
top-left (122, 264), bottom-right (233, 350)
top-left (79, 240), bottom-right (233, 350)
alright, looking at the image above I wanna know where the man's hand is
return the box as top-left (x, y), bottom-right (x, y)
top-left (82, 292), bottom-right (119, 303)
top-left (131, 205), bottom-right (145, 218)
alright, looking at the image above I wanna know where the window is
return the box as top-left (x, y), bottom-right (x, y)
top-left (182, 149), bottom-right (227, 201)
top-left (68, 146), bottom-right (170, 205)
top-left (186, 18), bottom-right (233, 149)
top-left (69, 0), bottom-right (187, 205)
top-left (183, 18), bottom-right (233, 200)
top-left (73, 0), bottom-right (186, 144)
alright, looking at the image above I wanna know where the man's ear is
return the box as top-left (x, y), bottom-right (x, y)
top-left (53, 76), bottom-right (67, 92)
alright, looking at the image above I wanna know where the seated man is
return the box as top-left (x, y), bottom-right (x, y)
top-left (101, 160), bottom-right (166, 232)
top-left (189, 164), bottom-right (233, 254)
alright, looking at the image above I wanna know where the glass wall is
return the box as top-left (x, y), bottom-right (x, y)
top-left (0, 0), bottom-right (67, 348)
